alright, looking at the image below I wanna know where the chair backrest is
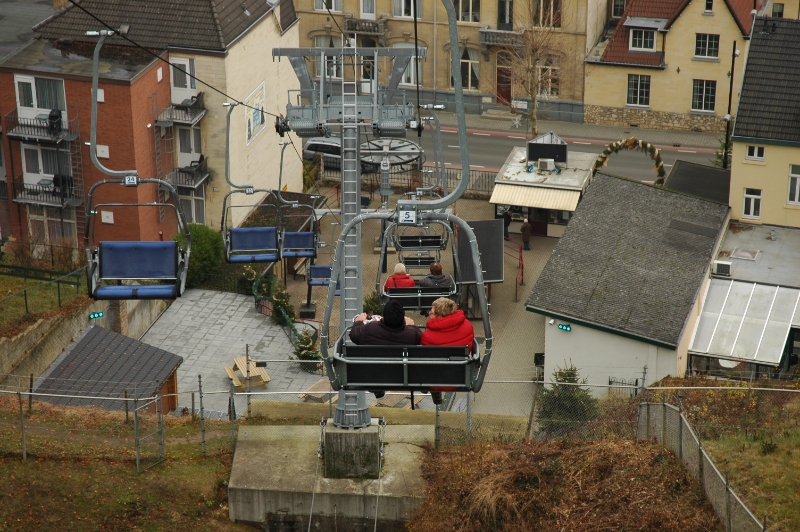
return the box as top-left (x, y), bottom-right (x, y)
top-left (283, 231), bottom-right (315, 250)
top-left (402, 256), bottom-right (436, 267)
top-left (99, 241), bottom-right (179, 280)
top-left (230, 227), bottom-right (278, 252)
top-left (398, 235), bottom-right (444, 249)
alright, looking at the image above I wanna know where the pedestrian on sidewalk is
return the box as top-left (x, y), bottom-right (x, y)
top-left (521, 218), bottom-right (532, 250)
top-left (503, 209), bottom-right (512, 240)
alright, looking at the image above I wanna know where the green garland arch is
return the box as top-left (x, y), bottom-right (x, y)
top-left (592, 137), bottom-right (667, 186)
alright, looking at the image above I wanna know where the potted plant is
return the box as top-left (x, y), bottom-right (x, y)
top-left (293, 328), bottom-right (322, 373)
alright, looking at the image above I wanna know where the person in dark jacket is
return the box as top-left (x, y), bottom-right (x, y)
top-left (520, 218), bottom-right (532, 250)
top-left (349, 299), bottom-right (421, 400)
top-left (417, 263), bottom-right (454, 289)
top-left (421, 297), bottom-right (475, 405)
top-left (502, 209), bottom-right (512, 240)
top-left (383, 262), bottom-right (417, 290)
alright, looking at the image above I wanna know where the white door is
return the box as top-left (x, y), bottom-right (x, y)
top-left (361, 0), bottom-right (376, 19)
top-left (15, 75), bottom-right (37, 120)
top-left (170, 58), bottom-right (197, 105)
top-left (177, 127), bottom-right (202, 168)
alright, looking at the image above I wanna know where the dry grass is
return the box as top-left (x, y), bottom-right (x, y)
top-left (407, 438), bottom-right (723, 532)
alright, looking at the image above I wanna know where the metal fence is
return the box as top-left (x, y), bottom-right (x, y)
top-left (0, 266), bottom-right (86, 332)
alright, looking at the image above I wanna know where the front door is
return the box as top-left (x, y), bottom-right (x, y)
top-left (496, 52), bottom-right (512, 106)
top-left (177, 127), bottom-right (202, 168)
top-left (170, 58), bottom-right (197, 105)
top-left (530, 208), bottom-right (547, 236)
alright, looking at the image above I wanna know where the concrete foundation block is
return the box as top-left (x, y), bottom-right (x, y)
top-left (325, 425), bottom-right (380, 479)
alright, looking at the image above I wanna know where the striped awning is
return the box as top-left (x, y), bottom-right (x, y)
top-left (489, 184), bottom-right (581, 211)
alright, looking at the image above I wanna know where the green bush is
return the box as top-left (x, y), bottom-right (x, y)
top-left (363, 289), bottom-right (383, 316)
top-left (266, 277), bottom-right (295, 326)
top-left (537, 362), bottom-right (599, 438)
top-left (175, 224), bottom-right (223, 288)
top-left (293, 328), bottom-right (322, 373)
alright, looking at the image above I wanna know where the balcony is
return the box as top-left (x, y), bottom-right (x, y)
top-left (344, 16), bottom-right (388, 44)
top-left (155, 92), bottom-right (206, 127)
top-left (11, 174), bottom-right (79, 208)
top-left (4, 108), bottom-right (80, 144)
top-left (480, 27), bottom-right (524, 60)
top-left (166, 158), bottom-right (210, 188)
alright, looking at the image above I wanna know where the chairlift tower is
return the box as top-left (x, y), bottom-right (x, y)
top-left (274, 43), bottom-right (424, 429)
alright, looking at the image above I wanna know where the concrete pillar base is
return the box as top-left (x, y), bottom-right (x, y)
top-left (325, 423), bottom-right (380, 479)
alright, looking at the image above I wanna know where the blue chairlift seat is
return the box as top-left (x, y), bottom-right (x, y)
top-left (93, 241), bottom-right (180, 300)
top-left (228, 227), bottom-right (279, 263)
top-left (336, 342), bottom-right (479, 392)
top-left (308, 265), bottom-right (340, 296)
top-left (282, 231), bottom-right (316, 259)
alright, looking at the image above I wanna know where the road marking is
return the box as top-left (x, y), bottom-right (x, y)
top-left (473, 133), bottom-right (491, 136)
top-left (678, 149), bottom-right (697, 153)
top-left (663, 164), bottom-right (673, 167)
top-left (509, 136), bottom-right (526, 139)
top-left (470, 165), bottom-right (485, 168)
top-left (573, 141), bottom-right (592, 145)
top-left (447, 145), bottom-right (460, 148)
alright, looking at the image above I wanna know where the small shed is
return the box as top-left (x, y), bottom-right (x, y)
top-left (34, 325), bottom-right (183, 413)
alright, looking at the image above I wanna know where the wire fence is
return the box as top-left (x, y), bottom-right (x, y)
top-left (0, 266), bottom-right (87, 333)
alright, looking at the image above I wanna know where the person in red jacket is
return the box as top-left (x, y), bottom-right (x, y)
top-left (383, 262), bottom-right (416, 290)
top-left (421, 297), bottom-right (475, 405)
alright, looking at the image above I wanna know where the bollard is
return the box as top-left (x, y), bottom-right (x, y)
top-left (198, 375), bottom-right (206, 456)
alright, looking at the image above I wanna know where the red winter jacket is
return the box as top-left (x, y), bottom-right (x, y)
top-left (421, 310), bottom-right (474, 348)
top-left (384, 274), bottom-right (417, 290)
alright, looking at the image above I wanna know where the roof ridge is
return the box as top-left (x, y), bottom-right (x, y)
top-left (209, 0), bottom-right (227, 50)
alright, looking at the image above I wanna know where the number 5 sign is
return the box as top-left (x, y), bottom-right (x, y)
top-left (399, 210), bottom-right (416, 224)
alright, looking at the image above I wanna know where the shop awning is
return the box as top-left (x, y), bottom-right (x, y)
top-left (489, 184), bottom-right (580, 211)
top-left (690, 279), bottom-right (800, 365)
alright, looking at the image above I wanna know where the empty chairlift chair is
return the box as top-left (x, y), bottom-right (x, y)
top-left (221, 189), bottom-right (280, 263)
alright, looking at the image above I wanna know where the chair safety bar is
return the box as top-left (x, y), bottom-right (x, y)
top-left (395, 234), bottom-right (447, 251)
top-left (383, 281), bottom-right (457, 310)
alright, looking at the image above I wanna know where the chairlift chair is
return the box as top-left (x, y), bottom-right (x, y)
top-left (221, 188), bottom-right (280, 263)
top-left (85, 177), bottom-right (191, 300)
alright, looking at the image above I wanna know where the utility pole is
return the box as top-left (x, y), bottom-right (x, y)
top-left (722, 41), bottom-right (740, 170)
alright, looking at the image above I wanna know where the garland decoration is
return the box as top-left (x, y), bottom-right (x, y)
top-left (592, 137), bottom-right (667, 186)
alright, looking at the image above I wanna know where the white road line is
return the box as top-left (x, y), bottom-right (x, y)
top-left (509, 136), bottom-right (526, 139)
top-left (678, 149), bottom-right (697, 153)
top-left (447, 145), bottom-right (460, 148)
top-left (663, 164), bottom-right (673, 167)
top-left (470, 165), bottom-right (485, 168)
top-left (473, 133), bottom-right (491, 136)
top-left (573, 141), bottom-right (592, 145)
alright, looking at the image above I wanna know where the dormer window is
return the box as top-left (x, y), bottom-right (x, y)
top-left (630, 29), bottom-right (655, 51)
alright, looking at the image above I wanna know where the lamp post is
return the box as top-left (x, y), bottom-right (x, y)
top-left (722, 41), bottom-right (740, 169)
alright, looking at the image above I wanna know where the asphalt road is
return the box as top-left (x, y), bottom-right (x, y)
top-left (414, 129), bottom-right (718, 182)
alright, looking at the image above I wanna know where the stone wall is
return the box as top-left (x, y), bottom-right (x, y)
top-left (585, 105), bottom-right (727, 134)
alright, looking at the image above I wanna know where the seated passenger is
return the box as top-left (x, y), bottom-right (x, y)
top-left (384, 263), bottom-right (417, 290)
top-left (421, 297), bottom-right (475, 405)
top-left (349, 299), bottom-right (422, 346)
top-left (417, 263), bottom-right (454, 289)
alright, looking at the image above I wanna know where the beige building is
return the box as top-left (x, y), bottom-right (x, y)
top-left (729, 16), bottom-right (800, 227)
top-left (295, 0), bottom-right (607, 120)
top-left (584, 0), bottom-right (754, 133)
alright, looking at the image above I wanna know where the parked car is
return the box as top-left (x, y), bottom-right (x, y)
top-left (302, 137), bottom-right (379, 173)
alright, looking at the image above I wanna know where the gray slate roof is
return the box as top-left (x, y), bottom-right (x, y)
top-left (664, 160), bottom-right (730, 205)
top-left (526, 174), bottom-right (730, 347)
top-left (34, 0), bottom-right (276, 51)
top-left (0, 0), bottom-right (55, 61)
top-left (35, 325), bottom-right (182, 410)
top-left (733, 17), bottom-right (800, 142)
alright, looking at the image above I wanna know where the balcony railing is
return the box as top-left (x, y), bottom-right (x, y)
top-left (11, 174), bottom-right (77, 207)
top-left (155, 92), bottom-right (206, 127)
top-left (344, 17), bottom-right (388, 39)
top-left (479, 27), bottom-right (524, 47)
top-left (166, 158), bottom-right (209, 188)
top-left (4, 108), bottom-right (80, 143)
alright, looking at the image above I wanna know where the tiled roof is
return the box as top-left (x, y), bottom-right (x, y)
top-left (34, 325), bottom-right (182, 410)
top-left (733, 17), bottom-right (800, 143)
top-left (664, 160), bottom-right (731, 204)
top-left (34, 0), bottom-right (276, 51)
top-left (599, 0), bottom-right (754, 67)
top-left (526, 174), bottom-right (730, 348)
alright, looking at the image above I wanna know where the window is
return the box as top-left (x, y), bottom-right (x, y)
top-left (451, 47), bottom-right (480, 90)
top-left (172, 59), bottom-right (196, 90)
top-left (394, 43), bottom-right (425, 85)
top-left (177, 186), bottom-right (205, 225)
top-left (789, 165), bottom-right (800, 204)
top-left (177, 127), bottom-right (202, 167)
top-left (612, 0), bottom-right (625, 17)
top-left (743, 188), bottom-right (761, 219)
top-left (498, 0), bottom-right (513, 30)
top-left (21, 144), bottom-right (70, 181)
top-left (695, 34), bottom-right (720, 58)
top-left (538, 56), bottom-right (560, 98)
top-left (533, 0), bottom-right (561, 27)
top-left (314, 36), bottom-right (342, 78)
top-left (314, 0), bottom-right (342, 11)
top-left (393, 0), bottom-right (420, 17)
top-left (692, 80), bottom-right (716, 111)
top-left (746, 145), bottom-right (765, 160)
top-left (27, 206), bottom-right (77, 246)
top-left (627, 74), bottom-right (650, 106)
top-left (630, 29), bottom-right (655, 51)
top-left (772, 3), bottom-right (784, 17)
top-left (459, 0), bottom-right (480, 22)
top-left (361, 0), bottom-right (375, 18)
top-left (705, 0), bottom-right (713, 11)
top-left (14, 75), bottom-right (67, 121)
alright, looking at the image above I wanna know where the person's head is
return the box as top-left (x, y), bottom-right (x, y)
top-left (430, 297), bottom-right (457, 319)
top-left (429, 263), bottom-right (443, 275)
top-left (382, 299), bottom-right (406, 327)
top-left (394, 263), bottom-right (407, 275)
top-left (523, 219), bottom-right (528, 223)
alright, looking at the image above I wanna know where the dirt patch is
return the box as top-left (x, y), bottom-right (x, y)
top-left (407, 438), bottom-right (722, 532)
top-left (729, 222), bottom-right (753, 234)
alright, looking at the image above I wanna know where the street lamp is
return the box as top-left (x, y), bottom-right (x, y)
top-left (722, 41), bottom-right (740, 170)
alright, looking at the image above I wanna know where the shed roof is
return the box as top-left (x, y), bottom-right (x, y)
top-left (34, 325), bottom-right (182, 410)
top-left (663, 160), bottom-right (731, 204)
top-left (526, 174), bottom-right (730, 348)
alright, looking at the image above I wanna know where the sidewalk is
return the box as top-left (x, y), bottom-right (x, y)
top-left (433, 111), bottom-right (722, 149)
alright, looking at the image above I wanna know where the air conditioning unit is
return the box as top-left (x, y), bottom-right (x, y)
top-left (538, 158), bottom-right (555, 171)
top-left (713, 260), bottom-right (732, 276)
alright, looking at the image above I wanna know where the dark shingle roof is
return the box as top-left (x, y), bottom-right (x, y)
top-left (664, 160), bottom-right (731, 204)
top-left (34, 0), bottom-right (275, 51)
top-left (733, 17), bottom-right (800, 143)
top-left (34, 325), bottom-right (182, 410)
top-left (526, 174), bottom-right (730, 347)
